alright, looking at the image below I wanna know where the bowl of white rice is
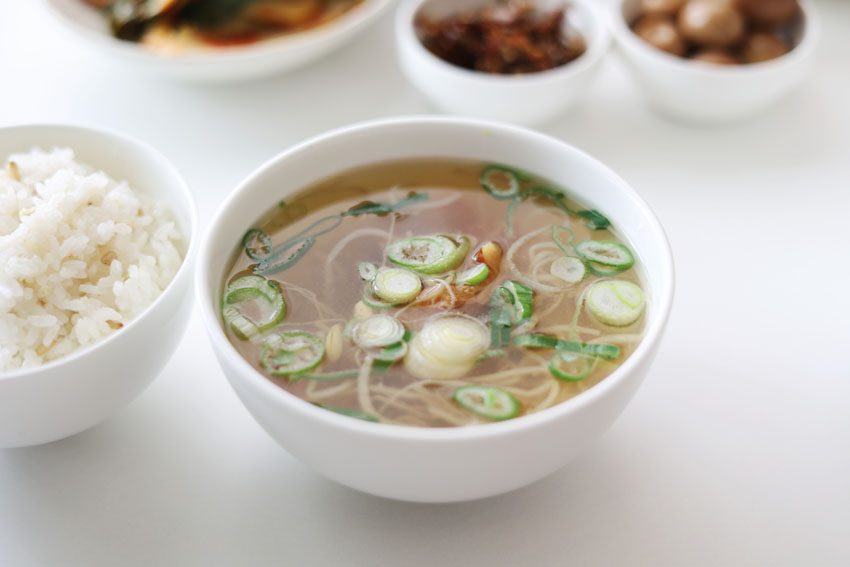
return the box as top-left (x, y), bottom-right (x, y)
top-left (0, 124), bottom-right (197, 448)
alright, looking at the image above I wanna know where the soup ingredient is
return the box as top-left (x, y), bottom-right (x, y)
top-left (489, 281), bottom-right (533, 348)
top-left (548, 351), bottom-right (592, 381)
top-left (678, 0), bottom-right (745, 47)
top-left (480, 166), bottom-right (521, 200)
top-left (85, 0), bottom-right (365, 52)
top-left (586, 280), bottom-right (646, 327)
top-left (414, 0), bottom-right (586, 74)
top-left (350, 315), bottom-right (406, 349)
top-left (633, 14), bottom-right (686, 56)
top-left (0, 147), bottom-right (184, 372)
top-left (457, 264), bottom-right (490, 286)
top-left (387, 235), bottom-right (470, 274)
top-left (453, 385), bottom-right (520, 421)
top-left (222, 274), bottom-right (286, 339)
top-left (261, 331), bottom-right (324, 376)
top-left (404, 314), bottom-right (490, 380)
top-left (576, 240), bottom-right (635, 272)
top-left (370, 268), bottom-right (422, 305)
top-left (513, 334), bottom-right (621, 360)
top-left (740, 32), bottom-right (790, 63)
top-left (550, 256), bottom-right (586, 283)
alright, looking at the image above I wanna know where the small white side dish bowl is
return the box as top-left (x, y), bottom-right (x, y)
top-left (395, 0), bottom-right (611, 126)
top-left (0, 124), bottom-right (197, 448)
top-left (197, 116), bottom-right (674, 502)
top-left (44, 0), bottom-right (394, 82)
top-left (610, 0), bottom-right (820, 124)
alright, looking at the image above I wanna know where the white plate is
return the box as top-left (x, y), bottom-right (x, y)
top-left (45, 0), bottom-right (395, 82)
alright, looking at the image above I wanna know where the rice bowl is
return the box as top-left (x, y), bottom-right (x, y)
top-left (1, 147), bottom-right (185, 371)
top-left (0, 124), bottom-right (197, 448)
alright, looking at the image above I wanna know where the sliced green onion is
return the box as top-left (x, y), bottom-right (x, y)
top-left (480, 165), bottom-right (520, 200)
top-left (457, 263), bottom-right (490, 285)
top-left (586, 262), bottom-right (629, 277)
top-left (548, 352), bottom-right (592, 381)
top-left (314, 404), bottom-right (379, 423)
top-left (453, 385), bottom-right (520, 421)
top-left (513, 334), bottom-right (620, 360)
top-left (386, 235), bottom-right (470, 274)
top-left (222, 275), bottom-right (286, 339)
top-left (550, 256), bottom-right (587, 283)
top-left (350, 315), bottom-right (406, 349)
top-left (503, 281), bottom-right (533, 323)
top-left (575, 240), bottom-right (634, 270)
top-left (261, 331), bottom-right (324, 376)
top-left (477, 349), bottom-right (507, 363)
top-left (343, 192), bottom-right (428, 217)
top-left (242, 228), bottom-right (272, 261)
top-left (358, 262), bottom-right (378, 282)
top-left (577, 209), bottom-right (611, 230)
top-left (489, 287), bottom-right (514, 348)
top-left (551, 225), bottom-right (575, 256)
top-left (371, 268), bottom-right (422, 304)
top-left (361, 289), bottom-right (399, 310)
top-left (586, 280), bottom-right (646, 327)
top-left (253, 237), bottom-right (314, 276)
top-left (404, 314), bottom-right (489, 380)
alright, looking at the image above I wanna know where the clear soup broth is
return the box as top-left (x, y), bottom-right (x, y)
top-left (222, 159), bottom-right (647, 427)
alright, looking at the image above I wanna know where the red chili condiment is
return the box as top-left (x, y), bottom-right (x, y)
top-left (414, 1), bottom-right (586, 74)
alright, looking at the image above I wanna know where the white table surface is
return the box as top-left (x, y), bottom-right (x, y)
top-left (2, 1), bottom-right (849, 565)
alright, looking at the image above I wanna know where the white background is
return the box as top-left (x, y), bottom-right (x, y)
top-left (1, 1), bottom-right (849, 565)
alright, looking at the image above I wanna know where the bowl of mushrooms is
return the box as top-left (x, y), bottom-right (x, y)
top-left (609, 0), bottom-right (820, 124)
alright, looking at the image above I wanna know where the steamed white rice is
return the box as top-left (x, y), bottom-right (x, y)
top-left (0, 147), bottom-right (185, 372)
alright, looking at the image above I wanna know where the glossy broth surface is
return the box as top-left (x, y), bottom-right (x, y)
top-left (224, 159), bottom-right (647, 427)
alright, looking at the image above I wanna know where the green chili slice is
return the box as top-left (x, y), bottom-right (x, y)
top-left (548, 352), bottom-right (593, 381)
top-left (261, 331), bottom-right (324, 376)
top-left (386, 235), bottom-right (470, 274)
top-left (453, 385), bottom-right (520, 421)
top-left (221, 275), bottom-right (286, 339)
top-left (575, 240), bottom-right (634, 270)
top-left (242, 228), bottom-right (272, 261)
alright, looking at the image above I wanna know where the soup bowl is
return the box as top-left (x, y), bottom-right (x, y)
top-left (196, 116), bottom-right (674, 502)
top-left (0, 123), bottom-right (197, 448)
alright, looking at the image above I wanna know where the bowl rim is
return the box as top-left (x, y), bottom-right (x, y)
top-left (609, 0), bottom-right (821, 76)
top-left (395, 0), bottom-right (612, 86)
top-left (43, 0), bottom-right (394, 64)
top-left (0, 122), bottom-right (198, 381)
top-left (197, 115), bottom-right (675, 442)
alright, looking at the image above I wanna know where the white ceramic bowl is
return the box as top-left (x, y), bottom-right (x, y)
top-left (395, 0), bottom-right (611, 126)
top-left (610, 0), bottom-right (820, 124)
top-left (197, 116), bottom-right (674, 502)
top-left (44, 0), bottom-right (394, 82)
top-left (0, 124), bottom-right (197, 448)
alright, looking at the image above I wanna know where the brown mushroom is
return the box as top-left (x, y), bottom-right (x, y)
top-left (734, 0), bottom-right (800, 26)
top-left (740, 32), bottom-right (790, 63)
top-left (678, 0), bottom-right (745, 48)
top-left (690, 48), bottom-right (739, 64)
top-left (639, 0), bottom-right (685, 17)
top-left (633, 14), bottom-right (687, 56)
